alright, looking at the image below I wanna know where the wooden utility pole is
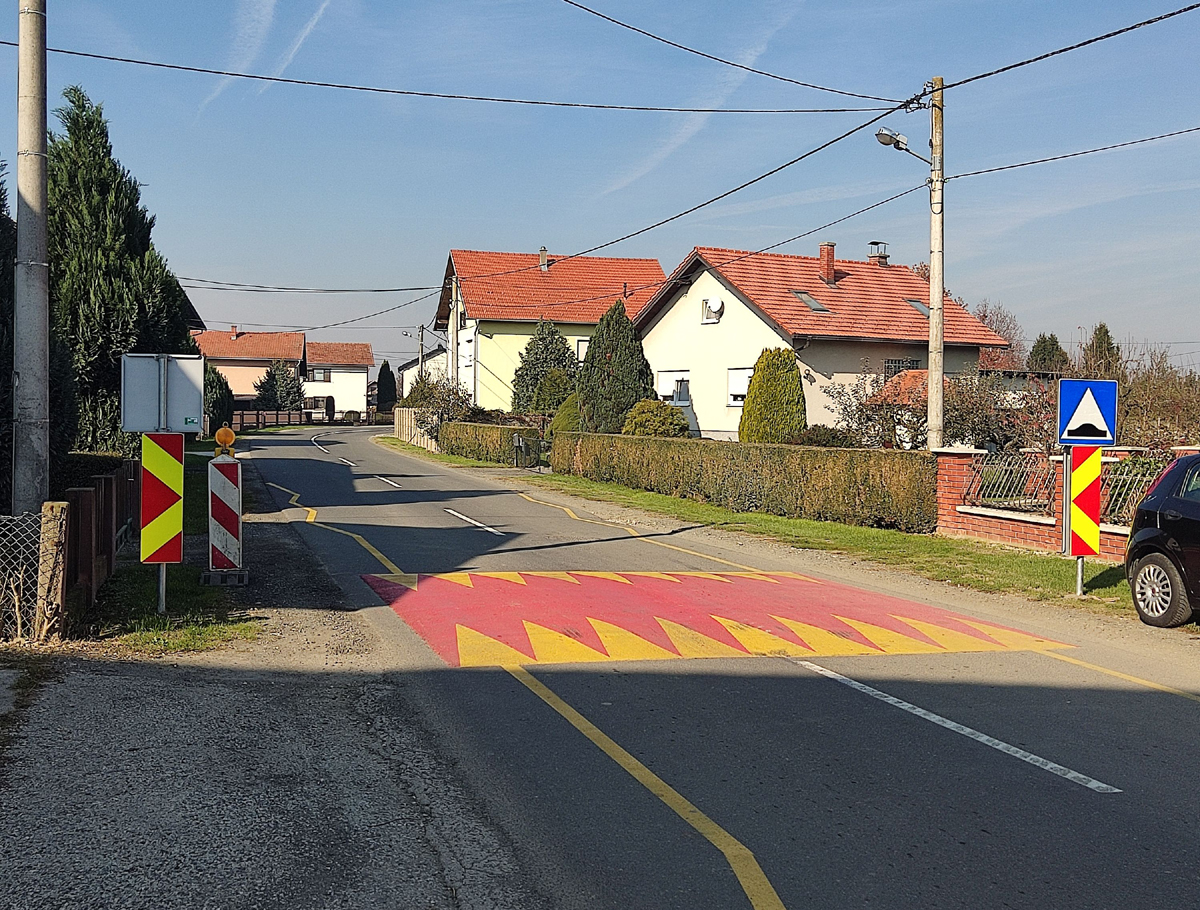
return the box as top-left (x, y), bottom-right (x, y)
top-left (12, 0), bottom-right (49, 513)
top-left (927, 76), bottom-right (945, 450)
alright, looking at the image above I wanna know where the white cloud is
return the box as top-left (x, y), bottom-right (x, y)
top-left (259, 0), bottom-right (333, 93)
top-left (202, 0), bottom-right (278, 109)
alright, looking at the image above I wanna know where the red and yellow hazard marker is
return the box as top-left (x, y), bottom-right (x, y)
top-left (141, 432), bottom-right (184, 563)
top-left (1069, 445), bottom-right (1102, 557)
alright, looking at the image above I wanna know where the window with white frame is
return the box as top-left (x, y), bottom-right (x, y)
top-left (656, 370), bottom-right (690, 405)
top-left (307, 368), bottom-right (329, 382)
top-left (577, 338), bottom-right (590, 360)
top-left (727, 367), bottom-right (753, 407)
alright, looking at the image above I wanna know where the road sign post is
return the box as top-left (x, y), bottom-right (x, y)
top-left (1058, 380), bottom-right (1118, 596)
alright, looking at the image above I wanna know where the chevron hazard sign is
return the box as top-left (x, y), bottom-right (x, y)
top-left (1068, 445), bottom-right (1102, 557)
top-left (141, 432), bottom-right (184, 564)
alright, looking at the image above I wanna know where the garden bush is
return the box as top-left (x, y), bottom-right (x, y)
top-left (549, 392), bottom-right (583, 438)
top-left (621, 400), bottom-right (690, 437)
top-left (738, 348), bottom-right (806, 443)
top-left (440, 422), bottom-right (526, 463)
top-left (550, 433), bottom-right (936, 532)
top-left (786, 426), bottom-right (857, 448)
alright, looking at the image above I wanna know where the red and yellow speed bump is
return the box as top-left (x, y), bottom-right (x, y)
top-left (363, 571), bottom-right (1068, 668)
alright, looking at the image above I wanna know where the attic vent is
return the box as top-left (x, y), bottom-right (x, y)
top-left (905, 298), bottom-right (930, 317)
top-left (791, 290), bottom-right (830, 313)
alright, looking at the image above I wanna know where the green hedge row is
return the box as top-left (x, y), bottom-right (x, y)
top-left (550, 433), bottom-right (937, 532)
top-left (439, 422), bottom-right (525, 464)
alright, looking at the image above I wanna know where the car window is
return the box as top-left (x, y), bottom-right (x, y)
top-left (1180, 465), bottom-right (1200, 502)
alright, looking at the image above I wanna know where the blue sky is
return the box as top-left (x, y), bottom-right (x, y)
top-left (1, 1), bottom-right (1198, 370)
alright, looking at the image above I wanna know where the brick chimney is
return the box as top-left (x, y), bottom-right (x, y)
top-left (818, 242), bottom-right (836, 285)
top-left (230, 324), bottom-right (239, 339)
top-left (539, 246), bottom-right (549, 272)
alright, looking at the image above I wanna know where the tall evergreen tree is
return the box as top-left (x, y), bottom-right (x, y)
top-left (48, 86), bottom-right (193, 454)
top-left (738, 348), bottom-right (807, 443)
top-left (577, 301), bottom-right (654, 433)
top-left (1026, 333), bottom-right (1070, 373)
top-left (511, 320), bottom-right (578, 413)
top-left (254, 360), bottom-right (305, 411)
top-left (1080, 322), bottom-right (1123, 379)
top-left (376, 360), bottom-right (397, 412)
top-left (204, 363), bottom-right (235, 434)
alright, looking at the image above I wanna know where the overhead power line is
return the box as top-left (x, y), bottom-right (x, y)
top-left (299, 289), bottom-right (441, 332)
top-left (949, 125), bottom-right (1200, 180)
top-left (941, 2), bottom-right (1200, 93)
top-left (0, 40), bottom-right (889, 114)
top-left (180, 276), bottom-right (440, 293)
top-left (559, 0), bottom-right (902, 104)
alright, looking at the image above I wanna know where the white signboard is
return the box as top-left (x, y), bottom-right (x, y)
top-left (121, 354), bottom-right (205, 433)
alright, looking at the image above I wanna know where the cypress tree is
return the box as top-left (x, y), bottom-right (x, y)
top-left (531, 367), bottom-right (574, 413)
top-left (254, 360), bottom-right (305, 411)
top-left (738, 348), bottom-right (807, 443)
top-left (511, 319), bottom-right (578, 413)
top-left (1080, 323), bottom-right (1123, 379)
top-left (49, 86), bottom-right (192, 454)
top-left (376, 360), bottom-right (397, 412)
top-left (1027, 333), bottom-right (1070, 373)
top-left (204, 363), bottom-right (235, 434)
top-left (577, 300), bottom-right (654, 433)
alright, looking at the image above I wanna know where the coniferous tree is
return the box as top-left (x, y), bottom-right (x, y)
top-left (1027, 333), bottom-right (1070, 373)
top-left (1080, 323), bottom-right (1123, 379)
top-left (48, 86), bottom-right (193, 453)
top-left (511, 320), bottom-right (578, 413)
top-left (577, 301), bottom-right (654, 433)
top-left (531, 367), bottom-right (574, 413)
top-left (376, 361), bottom-right (397, 412)
top-left (205, 363), bottom-right (235, 434)
top-left (254, 360), bottom-right (305, 411)
top-left (738, 348), bottom-right (807, 443)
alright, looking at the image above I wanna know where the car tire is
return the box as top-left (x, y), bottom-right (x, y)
top-left (1131, 553), bottom-right (1193, 627)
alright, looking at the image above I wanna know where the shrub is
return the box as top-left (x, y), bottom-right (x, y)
top-left (577, 300), bottom-right (654, 433)
top-left (787, 426), bottom-right (857, 448)
top-left (342, 410), bottom-right (361, 425)
top-left (738, 348), bottom-right (806, 443)
top-left (549, 392), bottom-right (583, 438)
top-left (532, 367), bottom-right (575, 414)
top-left (550, 433), bottom-right (936, 532)
top-left (512, 320), bottom-right (578, 413)
top-left (440, 422), bottom-right (528, 463)
top-left (622, 400), bottom-right (690, 437)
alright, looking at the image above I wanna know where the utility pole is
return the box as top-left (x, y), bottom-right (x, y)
top-left (926, 76), bottom-right (945, 450)
top-left (418, 324), bottom-right (425, 378)
top-left (12, 0), bottom-right (49, 514)
top-left (448, 276), bottom-right (459, 385)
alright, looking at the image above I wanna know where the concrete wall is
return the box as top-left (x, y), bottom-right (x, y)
top-left (639, 267), bottom-right (980, 439)
top-left (304, 366), bottom-right (368, 417)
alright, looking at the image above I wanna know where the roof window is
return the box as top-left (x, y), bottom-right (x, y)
top-left (791, 290), bottom-right (830, 313)
top-left (905, 298), bottom-right (930, 317)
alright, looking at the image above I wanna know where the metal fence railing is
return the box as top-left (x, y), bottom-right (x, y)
top-left (1101, 454), bottom-right (1173, 527)
top-left (1, 512), bottom-right (46, 641)
top-left (964, 452), bottom-right (1057, 515)
top-left (513, 433), bottom-right (545, 470)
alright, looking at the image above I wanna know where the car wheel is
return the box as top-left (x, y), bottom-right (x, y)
top-left (1131, 553), bottom-right (1193, 627)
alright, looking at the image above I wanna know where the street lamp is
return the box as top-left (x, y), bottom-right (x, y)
top-left (402, 327), bottom-right (426, 376)
top-left (875, 77), bottom-right (945, 449)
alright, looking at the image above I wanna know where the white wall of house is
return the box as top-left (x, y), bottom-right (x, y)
top-left (640, 268), bottom-right (980, 439)
top-left (398, 350), bottom-right (448, 398)
top-left (304, 365), bottom-right (368, 417)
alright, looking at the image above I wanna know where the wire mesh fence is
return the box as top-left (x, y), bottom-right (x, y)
top-left (1, 512), bottom-right (44, 641)
top-left (963, 452), bottom-right (1057, 515)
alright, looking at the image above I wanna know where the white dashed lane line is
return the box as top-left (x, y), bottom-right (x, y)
top-left (374, 475), bottom-right (402, 488)
top-left (338, 457), bottom-right (357, 466)
top-left (445, 508), bottom-right (504, 536)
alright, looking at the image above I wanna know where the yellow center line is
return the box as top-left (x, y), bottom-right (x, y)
top-left (508, 666), bottom-right (786, 910)
top-left (518, 492), bottom-right (774, 575)
top-left (268, 482), bottom-right (405, 576)
top-left (1038, 650), bottom-right (1200, 705)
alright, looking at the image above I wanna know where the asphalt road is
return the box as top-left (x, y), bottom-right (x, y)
top-left (238, 427), bottom-right (1200, 909)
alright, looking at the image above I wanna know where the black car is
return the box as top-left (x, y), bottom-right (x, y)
top-left (1126, 452), bottom-right (1200, 626)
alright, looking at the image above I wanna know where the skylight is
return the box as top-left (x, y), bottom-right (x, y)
top-left (791, 290), bottom-right (830, 313)
top-left (905, 298), bottom-right (930, 317)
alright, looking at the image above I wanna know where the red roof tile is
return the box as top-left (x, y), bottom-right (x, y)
top-left (306, 342), bottom-right (374, 366)
top-left (194, 330), bottom-right (305, 361)
top-left (437, 250), bottom-right (666, 326)
top-left (638, 247), bottom-right (1008, 348)
top-left (869, 369), bottom-right (934, 406)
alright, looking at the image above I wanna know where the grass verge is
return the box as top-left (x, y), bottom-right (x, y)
top-left (90, 562), bottom-right (263, 654)
top-left (372, 434), bottom-right (499, 469)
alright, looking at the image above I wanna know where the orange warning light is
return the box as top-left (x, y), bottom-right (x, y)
top-left (214, 426), bottom-right (236, 448)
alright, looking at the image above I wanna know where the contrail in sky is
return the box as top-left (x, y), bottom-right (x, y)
top-left (259, 0), bottom-right (333, 93)
top-left (201, 0), bottom-right (277, 109)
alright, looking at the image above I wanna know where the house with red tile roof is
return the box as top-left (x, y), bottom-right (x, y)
top-left (434, 248), bottom-right (666, 410)
top-left (304, 342), bottom-right (375, 419)
top-left (634, 242), bottom-right (1007, 439)
top-left (194, 326), bottom-right (306, 404)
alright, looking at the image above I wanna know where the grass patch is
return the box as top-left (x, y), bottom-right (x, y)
top-left (518, 473), bottom-right (1133, 610)
top-left (372, 435), bottom-right (499, 469)
top-left (90, 562), bottom-right (262, 654)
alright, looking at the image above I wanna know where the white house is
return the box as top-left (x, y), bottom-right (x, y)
top-left (635, 242), bottom-right (1008, 440)
top-left (396, 344), bottom-right (448, 398)
top-left (194, 326), bottom-right (305, 405)
top-left (304, 342), bottom-right (374, 419)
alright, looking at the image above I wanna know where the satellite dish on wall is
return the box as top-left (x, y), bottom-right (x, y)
top-left (702, 298), bottom-right (724, 322)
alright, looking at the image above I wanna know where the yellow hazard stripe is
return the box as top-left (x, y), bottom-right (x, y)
top-left (142, 434), bottom-right (183, 496)
top-left (141, 499), bottom-right (183, 559)
top-left (1070, 502), bottom-right (1100, 553)
top-left (1070, 447), bottom-right (1102, 492)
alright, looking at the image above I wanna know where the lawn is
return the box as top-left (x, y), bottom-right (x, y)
top-left (372, 434), bottom-right (499, 469)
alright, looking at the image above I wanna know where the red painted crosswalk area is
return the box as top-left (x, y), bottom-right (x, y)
top-left (364, 571), bottom-right (1067, 668)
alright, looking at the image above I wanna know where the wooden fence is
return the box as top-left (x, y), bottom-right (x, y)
top-left (393, 408), bottom-right (439, 452)
top-left (64, 458), bottom-right (139, 613)
top-left (230, 410), bottom-right (308, 431)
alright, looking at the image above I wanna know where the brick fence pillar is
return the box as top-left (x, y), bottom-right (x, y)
top-left (932, 448), bottom-right (988, 534)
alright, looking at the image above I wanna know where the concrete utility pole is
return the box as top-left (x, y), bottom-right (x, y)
top-left (448, 276), bottom-right (459, 385)
top-left (12, 0), bottom-right (49, 514)
top-left (926, 76), bottom-right (945, 450)
top-left (417, 324), bottom-right (425, 378)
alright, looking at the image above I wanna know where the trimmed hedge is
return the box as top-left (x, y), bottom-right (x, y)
top-left (440, 422), bottom-right (537, 464)
top-left (550, 433), bottom-right (937, 532)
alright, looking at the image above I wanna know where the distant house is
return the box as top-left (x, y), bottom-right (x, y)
top-left (395, 344), bottom-right (448, 399)
top-left (434, 248), bottom-right (666, 411)
top-left (635, 242), bottom-right (1007, 439)
top-left (194, 326), bottom-right (305, 405)
top-left (304, 342), bottom-right (374, 419)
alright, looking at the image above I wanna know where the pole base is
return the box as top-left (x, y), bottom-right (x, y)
top-left (200, 570), bottom-right (249, 587)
